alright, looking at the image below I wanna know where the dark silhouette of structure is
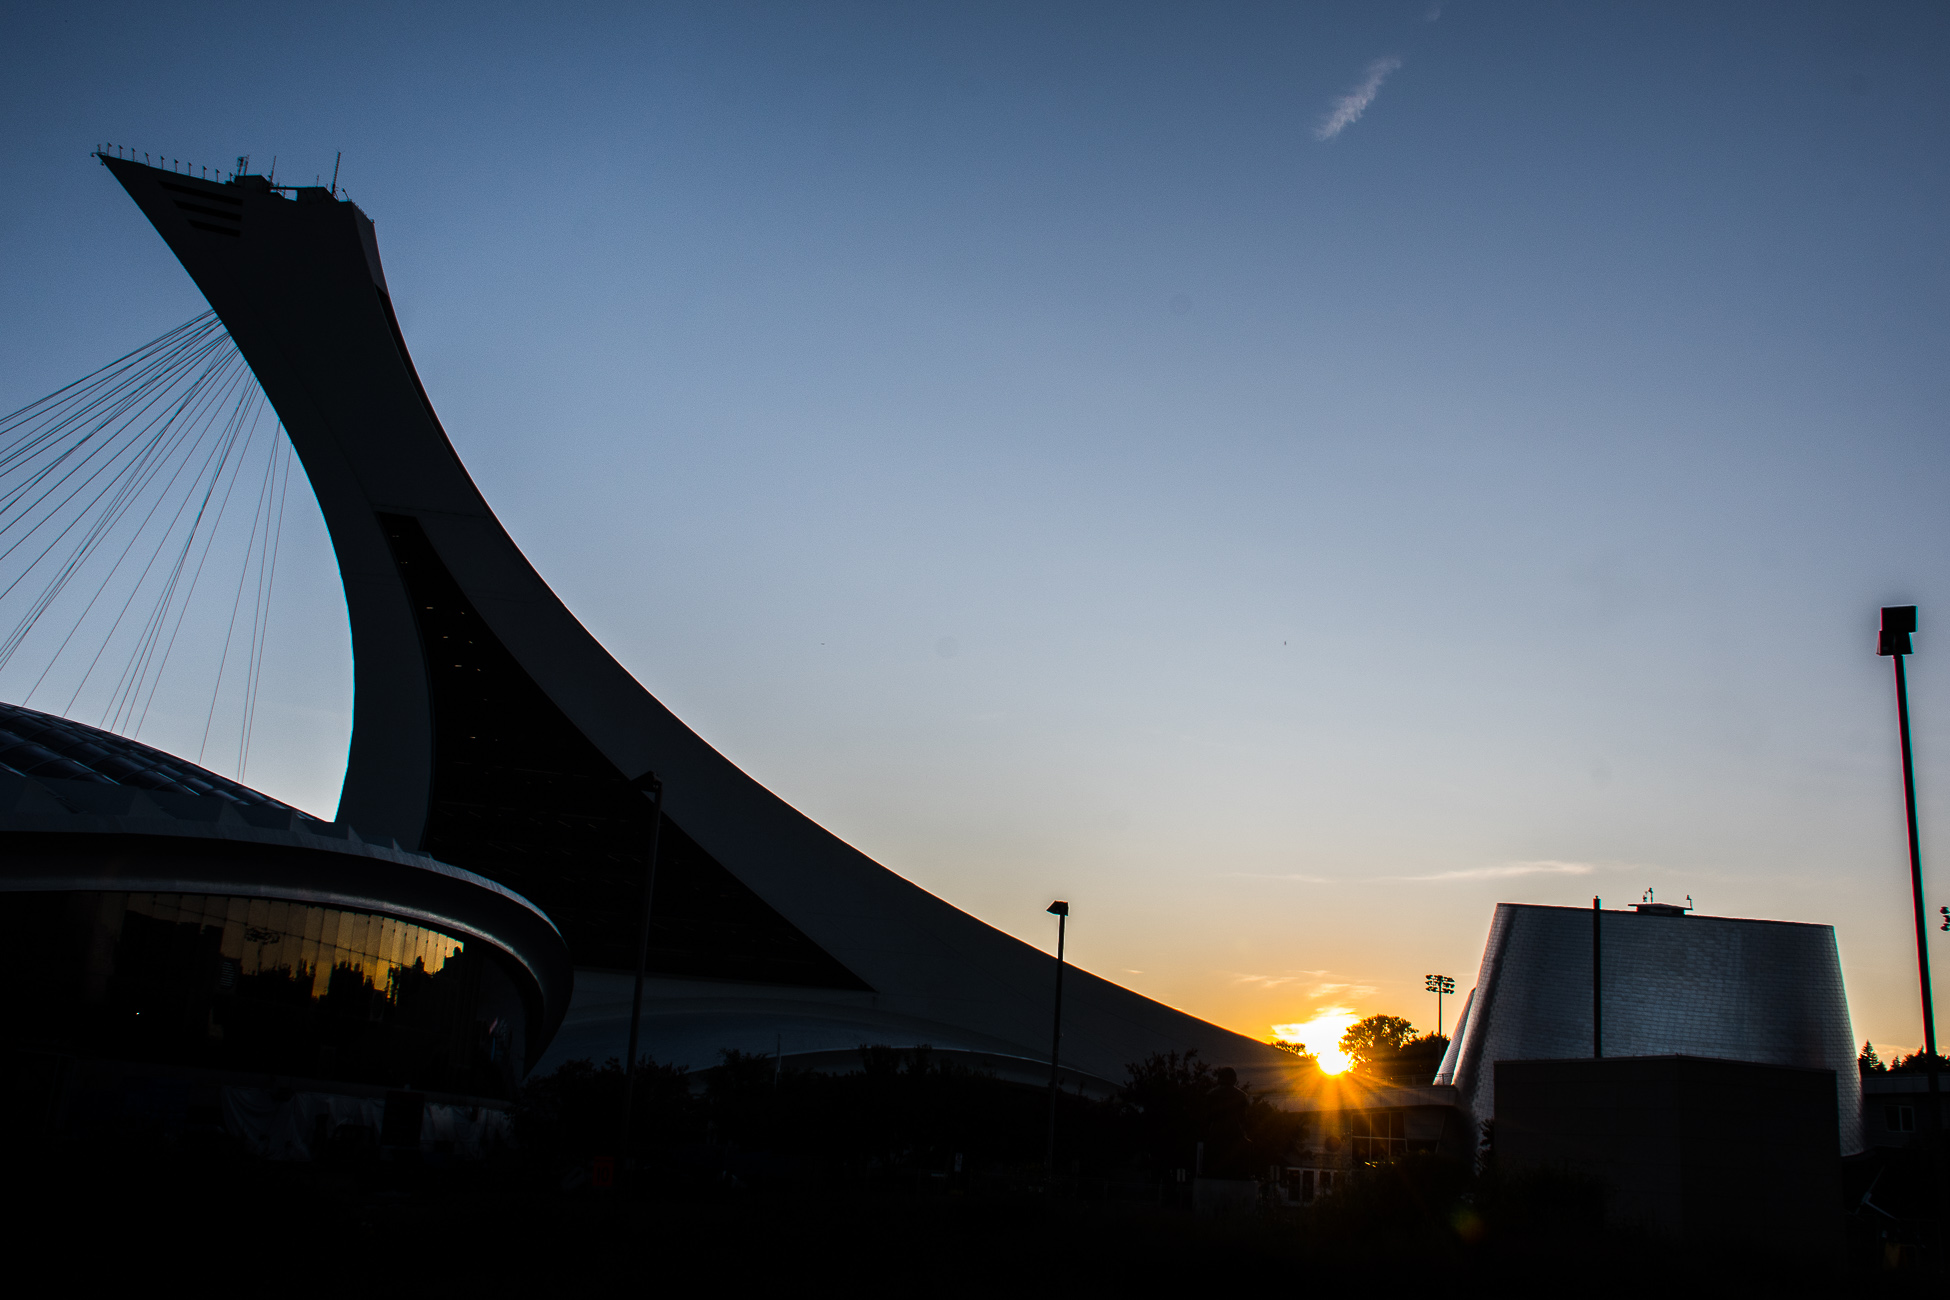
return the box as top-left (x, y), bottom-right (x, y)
top-left (0, 698), bottom-right (570, 1100)
top-left (93, 153), bottom-right (1296, 1089)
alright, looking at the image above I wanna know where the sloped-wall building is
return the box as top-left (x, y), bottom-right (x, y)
top-left (1435, 901), bottom-right (1862, 1153)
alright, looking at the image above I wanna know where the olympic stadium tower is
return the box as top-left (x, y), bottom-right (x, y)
top-left (1435, 900), bottom-right (1863, 1153)
top-left (88, 155), bottom-right (1296, 1091)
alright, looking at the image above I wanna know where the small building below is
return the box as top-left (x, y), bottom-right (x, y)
top-left (1859, 1071), bottom-right (1950, 1149)
top-left (1494, 1054), bottom-right (1841, 1254)
top-left (1264, 1075), bottom-right (1475, 1206)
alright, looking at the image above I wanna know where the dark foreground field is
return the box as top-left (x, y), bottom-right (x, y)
top-left (7, 1051), bottom-right (1938, 1291)
top-left (5, 1140), bottom-right (1922, 1297)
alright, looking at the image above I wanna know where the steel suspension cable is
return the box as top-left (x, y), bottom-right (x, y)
top-left (0, 313), bottom-right (310, 783)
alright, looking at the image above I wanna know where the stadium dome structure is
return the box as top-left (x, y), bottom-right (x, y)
top-left (0, 698), bottom-right (571, 1100)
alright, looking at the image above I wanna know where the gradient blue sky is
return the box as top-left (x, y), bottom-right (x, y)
top-left (5, 1), bottom-right (1948, 1056)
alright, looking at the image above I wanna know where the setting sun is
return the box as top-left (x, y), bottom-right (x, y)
top-left (1271, 1010), bottom-right (1359, 1074)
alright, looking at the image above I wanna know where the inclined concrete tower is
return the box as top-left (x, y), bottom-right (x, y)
top-left (101, 153), bottom-right (1296, 1086)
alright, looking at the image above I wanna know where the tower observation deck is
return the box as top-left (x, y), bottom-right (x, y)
top-left (98, 154), bottom-right (1296, 1085)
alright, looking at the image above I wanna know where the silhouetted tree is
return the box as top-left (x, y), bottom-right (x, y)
top-left (1271, 1038), bottom-right (1321, 1071)
top-left (515, 1055), bottom-right (696, 1165)
top-left (1385, 1032), bottom-right (1450, 1085)
top-left (1858, 1041), bottom-right (1886, 1074)
top-left (1336, 1017), bottom-right (1448, 1084)
top-left (1340, 1015), bottom-right (1415, 1073)
top-left (1118, 1049), bottom-right (1299, 1179)
top-left (1890, 1048), bottom-right (1949, 1074)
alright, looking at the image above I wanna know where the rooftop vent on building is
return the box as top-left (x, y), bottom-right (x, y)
top-left (1633, 888), bottom-right (1693, 917)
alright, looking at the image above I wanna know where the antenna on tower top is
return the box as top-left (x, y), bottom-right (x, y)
top-left (331, 151), bottom-right (342, 198)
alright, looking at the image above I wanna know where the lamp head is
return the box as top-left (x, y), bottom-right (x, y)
top-left (1879, 605), bottom-right (1916, 657)
top-left (1047, 900), bottom-right (1069, 917)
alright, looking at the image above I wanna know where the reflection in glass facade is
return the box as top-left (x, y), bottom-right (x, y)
top-left (1, 890), bottom-right (527, 1097)
top-left (130, 892), bottom-right (464, 1007)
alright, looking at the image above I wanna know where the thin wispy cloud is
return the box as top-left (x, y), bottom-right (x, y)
top-left (1229, 971), bottom-right (1377, 1000)
top-left (1225, 871), bottom-right (1338, 884)
top-left (1315, 57), bottom-right (1403, 141)
top-left (1229, 969), bottom-right (1326, 990)
top-left (1308, 980), bottom-right (1378, 999)
top-left (1398, 860), bottom-right (1599, 882)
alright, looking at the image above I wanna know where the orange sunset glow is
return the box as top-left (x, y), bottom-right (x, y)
top-left (1271, 1010), bottom-right (1360, 1074)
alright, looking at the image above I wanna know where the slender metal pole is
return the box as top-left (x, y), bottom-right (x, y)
top-left (1044, 909), bottom-right (1067, 1172)
top-left (1592, 897), bottom-right (1603, 1059)
top-left (1893, 655), bottom-right (1943, 1135)
top-left (621, 772), bottom-right (665, 1169)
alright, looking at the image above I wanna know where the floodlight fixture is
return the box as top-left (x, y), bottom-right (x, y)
top-left (1880, 605), bottom-right (1916, 657)
top-left (1425, 973), bottom-right (1455, 1035)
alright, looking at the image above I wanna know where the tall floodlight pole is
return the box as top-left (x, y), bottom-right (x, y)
top-left (1044, 900), bottom-right (1069, 1173)
top-left (1426, 974), bottom-right (1454, 1037)
top-left (1879, 606), bottom-right (1942, 1145)
top-left (621, 771), bottom-right (666, 1171)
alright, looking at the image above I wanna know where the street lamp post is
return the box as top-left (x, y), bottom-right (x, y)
top-left (620, 770), bottom-right (666, 1173)
top-left (1592, 896), bottom-right (1603, 1059)
top-left (1044, 900), bottom-right (1068, 1173)
top-left (1879, 606), bottom-right (1942, 1143)
top-left (1425, 973), bottom-right (1455, 1037)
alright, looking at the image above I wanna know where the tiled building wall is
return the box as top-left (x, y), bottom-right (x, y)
top-left (1436, 904), bottom-right (1861, 1153)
